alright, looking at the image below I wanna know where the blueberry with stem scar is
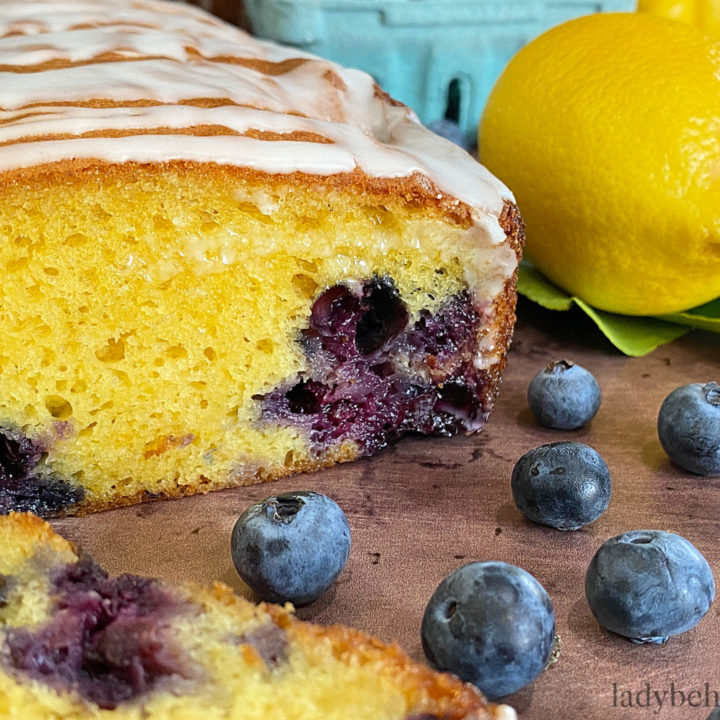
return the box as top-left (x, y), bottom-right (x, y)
top-left (231, 491), bottom-right (351, 607)
top-left (527, 360), bottom-right (601, 430)
top-left (585, 530), bottom-right (714, 643)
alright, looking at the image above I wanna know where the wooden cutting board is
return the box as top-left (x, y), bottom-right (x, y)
top-left (52, 298), bottom-right (720, 720)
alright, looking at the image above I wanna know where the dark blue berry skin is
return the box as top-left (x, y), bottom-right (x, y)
top-left (657, 382), bottom-right (720, 476)
top-left (231, 491), bottom-right (351, 607)
top-left (421, 562), bottom-right (555, 699)
top-left (511, 441), bottom-right (611, 531)
top-left (585, 530), bottom-right (715, 643)
top-left (707, 708), bottom-right (720, 720)
top-left (527, 360), bottom-right (601, 430)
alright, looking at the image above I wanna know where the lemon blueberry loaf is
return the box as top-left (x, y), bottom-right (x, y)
top-left (0, 0), bottom-right (523, 515)
top-left (0, 512), bottom-right (517, 719)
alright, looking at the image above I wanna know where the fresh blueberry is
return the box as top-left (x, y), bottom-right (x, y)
top-left (707, 708), bottom-right (720, 720)
top-left (421, 561), bottom-right (555, 699)
top-left (231, 491), bottom-right (351, 607)
top-left (585, 530), bottom-right (715, 643)
top-left (657, 382), bottom-right (720, 476)
top-left (511, 441), bottom-right (611, 530)
top-left (527, 360), bottom-right (601, 430)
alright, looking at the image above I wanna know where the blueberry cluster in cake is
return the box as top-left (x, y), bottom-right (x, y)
top-left (4, 555), bottom-right (189, 709)
top-left (260, 277), bottom-right (493, 456)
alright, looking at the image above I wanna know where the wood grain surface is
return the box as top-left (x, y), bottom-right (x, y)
top-left (52, 299), bottom-right (720, 720)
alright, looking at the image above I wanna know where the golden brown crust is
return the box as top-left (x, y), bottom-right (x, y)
top-left (468, 200), bottom-right (524, 422)
top-left (292, 619), bottom-right (497, 720)
top-left (0, 53), bottom-right (317, 78)
top-left (64, 443), bottom-right (360, 517)
top-left (0, 511), bottom-right (76, 556)
top-left (498, 200), bottom-right (525, 261)
top-left (0, 127), bottom-right (336, 147)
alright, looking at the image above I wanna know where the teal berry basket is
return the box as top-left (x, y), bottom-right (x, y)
top-left (244, 0), bottom-right (637, 147)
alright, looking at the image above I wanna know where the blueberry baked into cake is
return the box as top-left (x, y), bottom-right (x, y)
top-left (0, 512), bottom-right (517, 719)
top-left (0, 0), bottom-right (523, 515)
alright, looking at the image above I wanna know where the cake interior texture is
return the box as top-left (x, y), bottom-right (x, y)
top-left (0, 512), bottom-right (514, 720)
top-left (0, 161), bottom-right (519, 515)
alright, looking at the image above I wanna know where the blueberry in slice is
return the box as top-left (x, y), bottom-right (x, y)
top-left (585, 530), bottom-right (715, 643)
top-left (231, 491), bottom-right (351, 607)
top-left (657, 381), bottom-right (720, 476)
top-left (421, 561), bottom-right (555, 699)
top-left (511, 441), bottom-right (611, 530)
top-left (355, 278), bottom-right (408, 355)
top-left (527, 360), bottom-right (601, 430)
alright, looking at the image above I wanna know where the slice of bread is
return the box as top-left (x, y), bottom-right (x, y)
top-left (0, 512), bottom-right (516, 720)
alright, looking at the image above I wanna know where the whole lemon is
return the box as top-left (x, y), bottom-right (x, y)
top-left (479, 12), bottom-right (720, 316)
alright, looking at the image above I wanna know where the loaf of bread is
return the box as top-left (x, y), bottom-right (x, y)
top-left (0, 512), bottom-right (516, 719)
top-left (0, 0), bottom-right (523, 516)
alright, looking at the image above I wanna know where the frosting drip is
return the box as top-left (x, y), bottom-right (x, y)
top-left (0, 0), bottom-right (513, 219)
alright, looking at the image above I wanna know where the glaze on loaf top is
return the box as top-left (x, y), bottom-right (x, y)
top-left (0, 0), bottom-right (513, 223)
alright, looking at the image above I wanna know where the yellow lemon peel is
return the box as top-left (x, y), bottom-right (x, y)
top-left (638, 0), bottom-right (720, 35)
top-left (479, 12), bottom-right (720, 316)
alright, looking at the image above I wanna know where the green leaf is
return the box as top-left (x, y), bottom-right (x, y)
top-left (656, 297), bottom-right (720, 333)
top-left (573, 299), bottom-right (690, 357)
top-left (516, 261), bottom-right (692, 356)
top-left (516, 261), bottom-right (574, 311)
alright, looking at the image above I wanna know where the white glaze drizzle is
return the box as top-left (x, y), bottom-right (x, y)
top-left (0, 0), bottom-right (514, 221)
